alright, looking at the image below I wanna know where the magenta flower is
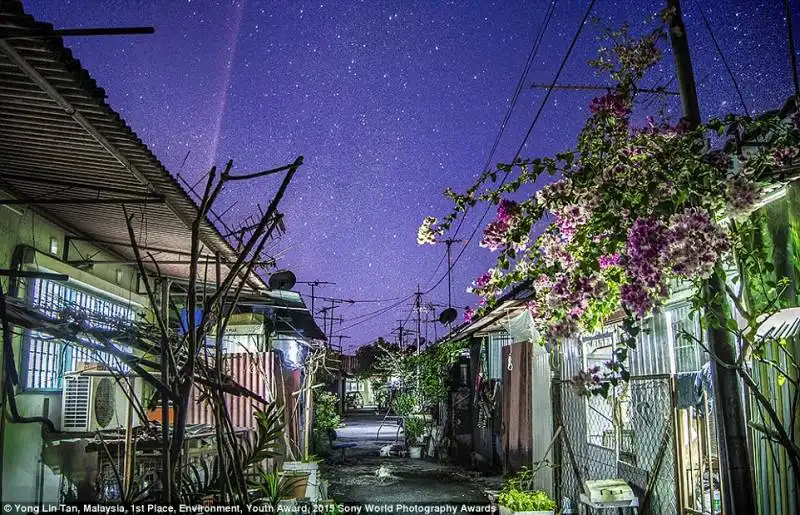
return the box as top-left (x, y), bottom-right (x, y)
top-left (773, 147), bottom-right (798, 166)
top-left (589, 91), bottom-right (630, 118)
top-left (475, 271), bottom-right (492, 288)
top-left (620, 282), bottom-right (656, 318)
top-left (497, 199), bottom-right (519, 223)
top-left (624, 217), bottom-right (669, 289)
top-left (480, 219), bottom-right (510, 251)
top-left (463, 306), bottom-right (475, 324)
top-left (725, 176), bottom-right (759, 215)
top-left (599, 253), bottom-right (621, 268)
top-left (479, 199), bottom-right (521, 251)
top-left (666, 207), bottom-right (729, 279)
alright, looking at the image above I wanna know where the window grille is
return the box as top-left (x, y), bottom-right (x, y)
top-left (24, 278), bottom-right (135, 390)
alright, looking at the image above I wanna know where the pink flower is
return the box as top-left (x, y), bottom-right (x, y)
top-left (725, 176), bottom-right (759, 215)
top-left (598, 253), bottom-right (621, 268)
top-left (773, 147), bottom-right (798, 166)
top-left (666, 207), bottom-right (729, 279)
top-left (475, 271), bottom-right (492, 288)
top-left (463, 306), bottom-right (475, 324)
top-left (590, 91), bottom-right (630, 118)
top-left (497, 199), bottom-right (519, 224)
top-left (480, 218), bottom-right (510, 251)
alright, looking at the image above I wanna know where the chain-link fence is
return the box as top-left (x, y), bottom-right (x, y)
top-left (555, 375), bottom-right (677, 514)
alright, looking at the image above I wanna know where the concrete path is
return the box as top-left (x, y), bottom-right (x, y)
top-left (321, 410), bottom-right (502, 504)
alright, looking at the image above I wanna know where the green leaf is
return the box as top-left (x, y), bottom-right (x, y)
top-left (777, 374), bottom-right (787, 387)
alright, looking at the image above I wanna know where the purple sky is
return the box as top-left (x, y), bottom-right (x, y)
top-left (26, 0), bottom-right (799, 353)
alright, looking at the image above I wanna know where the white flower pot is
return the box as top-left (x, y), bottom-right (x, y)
top-left (281, 461), bottom-right (321, 501)
top-left (499, 506), bottom-right (554, 515)
top-left (408, 446), bottom-right (423, 459)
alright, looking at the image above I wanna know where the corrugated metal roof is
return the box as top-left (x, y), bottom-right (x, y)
top-left (0, 1), bottom-right (268, 289)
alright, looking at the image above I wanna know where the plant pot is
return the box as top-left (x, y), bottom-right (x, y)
top-left (408, 446), bottom-right (423, 459)
top-left (282, 472), bottom-right (309, 499)
top-left (498, 507), bottom-right (554, 515)
top-left (281, 461), bottom-right (321, 501)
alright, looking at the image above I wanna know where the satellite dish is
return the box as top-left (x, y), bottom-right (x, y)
top-left (269, 270), bottom-right (296, 290)
top-left (439, 308), bottom-right (457, 325)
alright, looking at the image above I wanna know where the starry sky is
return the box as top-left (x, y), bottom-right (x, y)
top-left (25, 0), bottom-right (800, 353)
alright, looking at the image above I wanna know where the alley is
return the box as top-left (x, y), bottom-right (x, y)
top-left (322, 410), bottom-right (501, 504)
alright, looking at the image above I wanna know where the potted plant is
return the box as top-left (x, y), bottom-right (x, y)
top-left (496, 467), bottom-right (556, 515)
top-left (313, 391), bottom-right (342, 455)
top-left (402, 415), bottom-right (427, 458)
top-left (496, 489), bottom-right (556, 515)
top-left (250, 464), bottom-right (305, 509)
top-left (281, 455), bottom-right (321, 501)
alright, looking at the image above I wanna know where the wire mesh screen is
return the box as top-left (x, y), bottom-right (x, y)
top-left (557, 375), bottom-right (677, 514)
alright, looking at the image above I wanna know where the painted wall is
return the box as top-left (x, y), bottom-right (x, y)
top-left (0, 204), bottom-right (144, 504)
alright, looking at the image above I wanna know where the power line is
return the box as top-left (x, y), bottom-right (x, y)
top-left (425, 0), bottom-right (598, 298)
top-left (335, 293), bottom-right (416, 334)
top-left (693, 0), bottom-right (750, 116)
top-left (423, 0), bottom-right (558, 290)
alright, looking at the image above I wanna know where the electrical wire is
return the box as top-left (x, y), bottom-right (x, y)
top-left (346, 0), bottom-right (589, 339)
top-left (694, 0), bottom-right (750, 116)
top-left (785, 0), bottom-right (800, 97)
top-left (425, 0), bottom-right (598, 298)
top-left (423, 0), bottom-right (558, 290)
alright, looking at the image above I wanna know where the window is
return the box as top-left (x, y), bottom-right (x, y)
top-left (346, 379), bottom-right (362, 392)
top-left (582, 326), bottom-right (633, 453)
top-left (667, 303), bottom-right (704, 373)
top-left (24, 279), bottom-right (135, 391)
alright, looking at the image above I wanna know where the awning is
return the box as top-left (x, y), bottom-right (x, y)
top-left (0, 1), bottom-right (269, 289)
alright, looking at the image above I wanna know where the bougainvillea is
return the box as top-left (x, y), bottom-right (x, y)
top-left (419, 9), bottom-right (800, 399)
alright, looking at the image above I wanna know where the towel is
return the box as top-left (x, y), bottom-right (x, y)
top-left (676, 371), bottom-right (702, 409)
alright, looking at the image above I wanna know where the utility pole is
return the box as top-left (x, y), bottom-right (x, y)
top-left (415, 285), bottom-right (422, 357)
top-left (433, 238), bottom-right (463, 309)
top-left (297, 280), bottom-right (335, 315)
top-left (393, 321), bottom-right (415, 348)
top-left (667, 1), bottom-right (755, 512)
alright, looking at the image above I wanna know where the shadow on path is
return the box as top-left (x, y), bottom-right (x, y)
top-left (321, 410), bottom-right (501, 504)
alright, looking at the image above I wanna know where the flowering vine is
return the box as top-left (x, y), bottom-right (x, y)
top-left (418, 8), bottom-right (800, 408)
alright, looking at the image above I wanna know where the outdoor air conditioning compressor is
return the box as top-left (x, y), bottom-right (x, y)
top-left (61, 371), bottom-right (143, 432)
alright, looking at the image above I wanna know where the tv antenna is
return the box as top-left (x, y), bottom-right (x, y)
top-left (297, 280), bottom-right (335, 314)
top-left (433, 238), bottom-right (463, 326)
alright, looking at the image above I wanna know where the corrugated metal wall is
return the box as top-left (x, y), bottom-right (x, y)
top-left (751, 334), bottom-right (799, 515)
top-left (502, 341), bottom-right (533, 473)
top-left (187, 352), bottom-right (276, 429)
top-left (557, 322), bottom-right (678, 514)
top-left (530, 342), bottom-right (554, 494)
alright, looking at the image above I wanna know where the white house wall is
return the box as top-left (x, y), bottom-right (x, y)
top-left (0, 205), bottom-right (145, 504)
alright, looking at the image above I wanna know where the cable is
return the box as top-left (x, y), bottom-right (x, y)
top-left (785, 0), bottom-right (800, 97)
top-left (425, 0), bottom-right (598, 298)
top-left (423, 0), bottom-right (558, 290)
top-left (335, 293), bottom-right (416, 333)
top-left (694, 0), bottom-right (750, 116)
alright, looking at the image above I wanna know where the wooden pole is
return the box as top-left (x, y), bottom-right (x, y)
top-left (123, 377), bottom-right (136, 497)
top-left (666, 1), bottom-right (755, 512)
top-left (159, 278), bottom-right (172, 503)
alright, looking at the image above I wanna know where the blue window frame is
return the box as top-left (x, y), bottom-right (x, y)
top-left (23, 278), bottom-right (135, 391)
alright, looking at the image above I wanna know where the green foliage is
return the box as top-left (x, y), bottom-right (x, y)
top-left (355, 338), bottom-right (400, 378)
top-left (402, 415), bottom-right (427, 444)
top-left (248, 464), bottom-right (303, 508)
top-left (392, 392), bottom-right (417, 417)
top-left (496, 489), bottom-right (556, 512)
top-left (174, 403), bottom-right (286, 504)
top-left (313, 391), bottom-right (341, 433)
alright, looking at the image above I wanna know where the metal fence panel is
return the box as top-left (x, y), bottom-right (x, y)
top-left (556, 376), bottom-right (677, 515)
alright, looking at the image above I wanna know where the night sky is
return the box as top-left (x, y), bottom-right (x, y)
top-left (25, 0), bottom-right (800, 353)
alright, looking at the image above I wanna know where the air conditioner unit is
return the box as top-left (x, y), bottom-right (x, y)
top-left (61, 371), bottom-right (143, 432)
